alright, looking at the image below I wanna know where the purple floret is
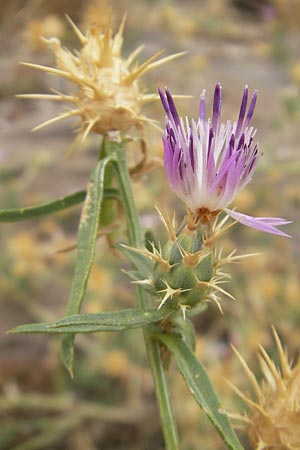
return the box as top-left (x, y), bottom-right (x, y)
top-left (159, 82), bottom-right (291, 236)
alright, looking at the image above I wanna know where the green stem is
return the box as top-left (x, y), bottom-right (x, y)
top-left (110, 139), bottom-right (180, 450)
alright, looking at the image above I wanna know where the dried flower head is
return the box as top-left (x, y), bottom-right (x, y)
top-left (159, 83), bottom-right (291, 236)
top-left (19, 14), bottom-right (183, 141)
top-left (231, 328), bottom-right (300, 450)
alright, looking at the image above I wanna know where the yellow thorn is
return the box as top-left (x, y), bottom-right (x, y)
top-left (183, 249), bottom-right (211, 268)
top-left (141, 93), bottom-right (192, 105)
top-left (180, 304), bottom-right (190, 320)
top-left (258, 355), bottom-right (277, 392)
top-left (227, 381), bottom-right (268, 415)
top-left (205, 218), bottom-right (237, 246)
top-left (126, 45), bottom-right (145, 67)
top-left (64, 131), bottom-right (82, 157)
top-left (231, 345), bottom-right (262, 399)
top-left (101, 11), bottom-right (113, 65)
top-left (65, 15), bottom-right (87, 44)
top-left (20, 62), bottom-right (73, 80)
top-left (154, 204), bottom-right (177, 241)
top-left (119, 243), bottom-right (170, 270)
top-left (140, 94), bottom-right (158, 105)
top-left (258, 345), bottom-right (282, 389)
top-left (117, 13), bottom-right (127, 36)
top-left (32, 109), bottom-right (81, 131)
top-left (123, 49), bottom-right (165, 83)
top-left (259, 344), bottom-right (281, 379)
top-left (147, 51), bottom-right (187, 70)
top-left (198, 279), bottom-right (235, 301)
top-left (139, 116), bottom-right (162, 132)
top-left (225, 410), bottom-right (250, 424)
top-left (208, 293), bottom-right (224, 314)
top-left (216, 249), bottom-right (260, 268)
top-left (80, 118), bottom-right (98, 142)
top-left (157, 281), bottom-right (189, 310)
top-left (16, 93), bottom-right (76, 102)
top-left (213, 213), bottom-right (232, 233)
top-left (130, 277), bottom-right (153, 286)
top-left (271, 325), bottom-right (291, 378)
top-left (114, 12), bottom-right (127, 54)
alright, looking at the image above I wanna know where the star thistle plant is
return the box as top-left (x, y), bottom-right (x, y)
top-left (159, 83), bottom-right (291, 236)
top-left (1, 11), bottom-right (293, 450)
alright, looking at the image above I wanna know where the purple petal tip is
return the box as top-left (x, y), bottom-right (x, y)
top-left (225, 208), bottom-right (292, 238)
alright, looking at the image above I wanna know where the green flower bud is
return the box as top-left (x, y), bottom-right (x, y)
top-left (120, 224), bottom-right (217, 312)
top-left (152, 229), bottom-right (214, 309)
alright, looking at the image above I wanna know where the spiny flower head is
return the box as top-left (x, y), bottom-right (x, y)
top-left (119, 208), bottom-right (237, 313)
top-left (159, 83), bottom-right (291, 236)
top-left (232, 328), bottom-right (300, 450)
top-left (20, 14), bottom-right (183, 140)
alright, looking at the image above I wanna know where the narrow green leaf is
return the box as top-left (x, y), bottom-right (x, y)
top-left (0, 191), bottom-right (86, 222)
top-left (117, 243), bottom-right (153, 278)
top-left (10, 307), bottom-right (171, 334)
top-left (155, 333), bottom-right (244, 450)
top-left (0, 188), bottom-right (119, 223)
top-left (61, 156), bottom-right (114, 375)
top-left (54, 307), bottom-right (170, 327)
top-left (171, 314), bottom-right (196, 352)
top-left (99, 141), bottom-right (117, 228)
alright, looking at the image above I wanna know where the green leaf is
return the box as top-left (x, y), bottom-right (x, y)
top-left (0, 188), bottom-right (120, 223)
top-left (61, 156), bottom-right (114, 375)
top-left (155, 333), bottom-right (244, 450)
top-left (10, 307), bottom-right (171, 334)
top-left (186, 302), bottom-right (208, 317)
top-left (0, 191), bottom-right (86, 222)
top-left (171, 314), bottom-right (196, 352)
top-left (99, 140), bottom-right (117, 228)
top-left (117, 243), bottom-right (153, 278)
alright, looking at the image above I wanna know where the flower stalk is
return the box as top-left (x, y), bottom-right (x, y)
top-left (109, 137), bottom-right (180, 450)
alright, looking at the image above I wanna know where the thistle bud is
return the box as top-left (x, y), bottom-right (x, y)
top-left (140, 228), bottom-right (214, 310)
top-left (119, 209), bottom-right (233, 314)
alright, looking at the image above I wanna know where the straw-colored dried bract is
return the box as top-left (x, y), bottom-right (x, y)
top-left (19, 13), bottom-right (184, 141)
top-left (231, 327), bottom-right (300, 450)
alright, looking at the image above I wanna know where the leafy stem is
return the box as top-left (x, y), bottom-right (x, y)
top-left (109, 138), bottom-right (180, 450)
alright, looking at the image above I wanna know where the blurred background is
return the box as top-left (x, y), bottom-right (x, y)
top-left (0, 0), bottom-right (299, 449)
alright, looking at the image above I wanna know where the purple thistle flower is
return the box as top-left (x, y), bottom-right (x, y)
top-left (159, 83), bottom-right (291, 237)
